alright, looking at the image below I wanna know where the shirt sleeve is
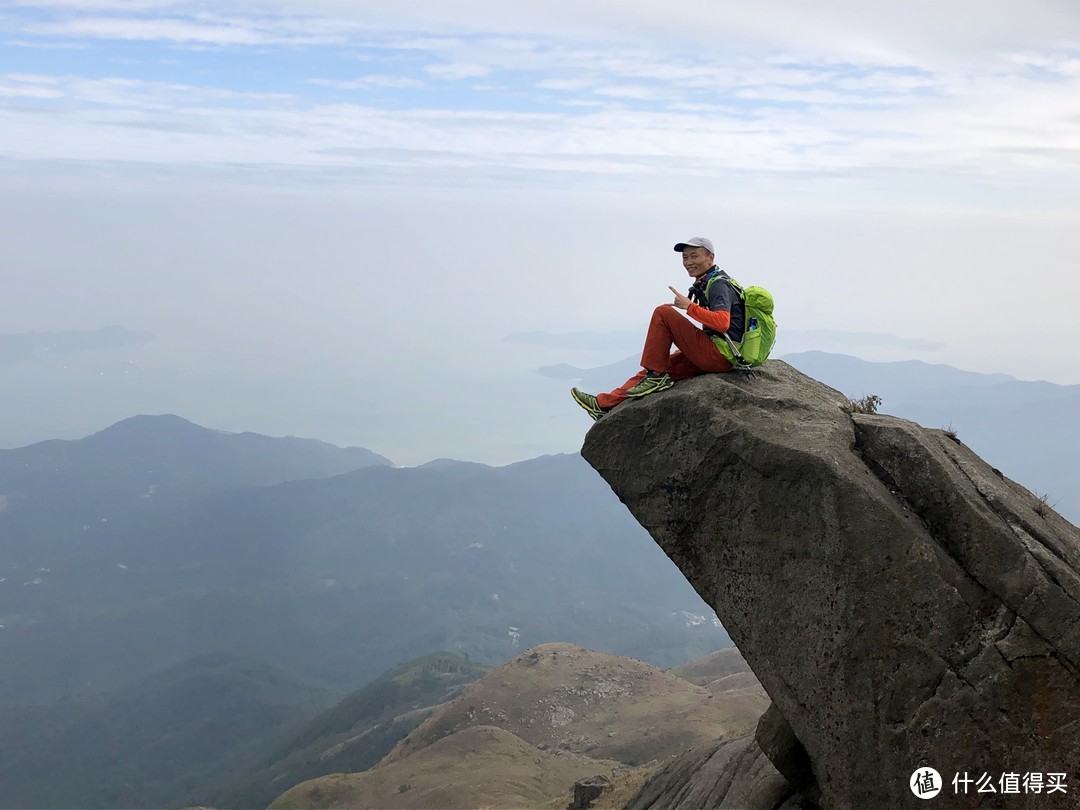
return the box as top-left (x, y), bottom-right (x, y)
top-left (685, 277), bottom-right (737, 332)
top-left (686, 303), bottom-right (731, 333)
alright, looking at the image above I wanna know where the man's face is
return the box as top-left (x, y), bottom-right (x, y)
top-left (682, 248), bottom-right (714, 277)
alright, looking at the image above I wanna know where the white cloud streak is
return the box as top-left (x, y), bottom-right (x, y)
top-left (22, 14), bottom-right (344, 45)
top-left (309, 75), bottom-right (426, 90)
top-left (1, 1), bottom-right (1078, 206)
top-left (2, 67), bottom-right (1078, 187)
top-left (424, 62), bottom-right (490, 80)
top-left (0, 74), bottom-right (65, 98)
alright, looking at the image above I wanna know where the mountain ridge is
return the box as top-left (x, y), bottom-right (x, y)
top-left (4, 413), bottom-right (392, 473)
top-left (0, 446), bottom-right (727, 704)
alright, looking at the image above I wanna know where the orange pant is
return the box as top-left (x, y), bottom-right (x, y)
top-left (596, 305), bottom-right (732, 409)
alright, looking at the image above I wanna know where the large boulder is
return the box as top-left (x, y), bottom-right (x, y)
top-left (581, 361), bottom-right (1080, 809)
top-left (621, 735), bottom-right (795, 810)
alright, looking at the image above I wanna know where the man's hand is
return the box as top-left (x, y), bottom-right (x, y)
top-left (668, 286), bottom-right (692, 310)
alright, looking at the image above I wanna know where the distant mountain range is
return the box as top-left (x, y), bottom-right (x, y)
top-left (0, 415), bottom-right (729, 807)
top-left (4, 349), bottom-right (1076, 808)
top-left (511, 328), bottom-right (946, 356)
top-left (0, 416), bottom-right (727, 706)
top-left (782, 351), bottom-right (1080, 521)
top-left (0, 414), bottom-right (391, 564)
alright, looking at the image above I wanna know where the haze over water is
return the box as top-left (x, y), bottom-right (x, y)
top-left (3, 1), bottom-right (1079, 464)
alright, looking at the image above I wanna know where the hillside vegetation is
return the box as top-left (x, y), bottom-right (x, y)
top-left (0, 655), bottom-right (328, 810)
top-left (0, 422), bottom-right (726, 705)
top-left (208, 652), bottom-right (488, 810)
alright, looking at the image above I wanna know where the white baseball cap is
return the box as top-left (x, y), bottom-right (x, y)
top-left (673, 237), bottom-right (715, 253)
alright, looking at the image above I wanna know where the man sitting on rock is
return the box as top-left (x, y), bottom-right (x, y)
top-left (571, 237), bottom-right (744, 421)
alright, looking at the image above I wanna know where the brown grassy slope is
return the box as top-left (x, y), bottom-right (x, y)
top-left (269, 725), bottom-right (618, 810)
top-left (668, 646), bottom-right (751, 686)
top-left (385, 643), bottom-right (767, 768)
top-left (556, 670), bottom-right (766, 809)
top-left (704, 670), bottom-right (763, 697)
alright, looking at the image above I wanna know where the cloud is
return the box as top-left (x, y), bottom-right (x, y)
top-left (424, 62), bottom-right (491, 80)
top-left (536, 78), bottom-right (593, 91)
top-left (12, 1), bottom-right (1080, 63)
top-left (309, 75), bottom-right (426, 90)
top-left (1, 64), bottom-right (1077, 196)
top-left (592, 84), bottom-right (665, 101)
top-left (22, 14), bottom-right (344, 45)
top-left (0, 74), bottom-right (65, 98)
top-left (1008, 51), bottom-right (1080, 78)
top-left (4, 37), bottom-right (89, 49)
top-left (266, 0), bottom-right (1080, 68)
top-left (0, 1), bottom-right (1078, 212)
top-left (7, 1), bottom-right (182, 9)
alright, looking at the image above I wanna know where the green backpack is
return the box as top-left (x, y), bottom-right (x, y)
top-left (705, 274), bottom-right (777, 369)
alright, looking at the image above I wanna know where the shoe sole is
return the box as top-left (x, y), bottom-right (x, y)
top-left (625, 380), bottom-right (674, 398)
top-left (570, 389), bottom-right (606, 421)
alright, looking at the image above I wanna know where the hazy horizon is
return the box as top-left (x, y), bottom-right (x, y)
top-left (0, 340), bottom-right (1074, 472)
top-left (3, 1), bottom-right (1079, 464)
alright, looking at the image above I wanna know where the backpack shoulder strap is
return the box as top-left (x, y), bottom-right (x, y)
top-left (704, 271), bottom-right (745, 303)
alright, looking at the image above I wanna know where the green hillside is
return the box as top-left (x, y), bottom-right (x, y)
top-left (0, 448), bottom-right (728, 704)
top-left (208, 652), bottom-right (488, 809)
top-left (0, 417), bottom-right (728, 808)
top-left (0, 654), bottom-right (328, 810)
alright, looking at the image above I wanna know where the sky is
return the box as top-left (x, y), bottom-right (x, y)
top-left (1, 1), bottom-right (1079, 463)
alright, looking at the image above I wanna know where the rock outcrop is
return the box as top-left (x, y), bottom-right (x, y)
top-left (571, 775), bottom-right (611, 809)
top-left (581, 361), bottom-right (1080, 809)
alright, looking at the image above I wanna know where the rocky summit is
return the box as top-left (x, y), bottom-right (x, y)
top-left (581, 360), bottom-right (1080, 809)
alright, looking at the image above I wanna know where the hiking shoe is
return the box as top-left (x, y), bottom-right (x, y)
top-left (571, 388), bottom-right (608, 421)
top-left (626, 372), bottom-right (674, 398)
